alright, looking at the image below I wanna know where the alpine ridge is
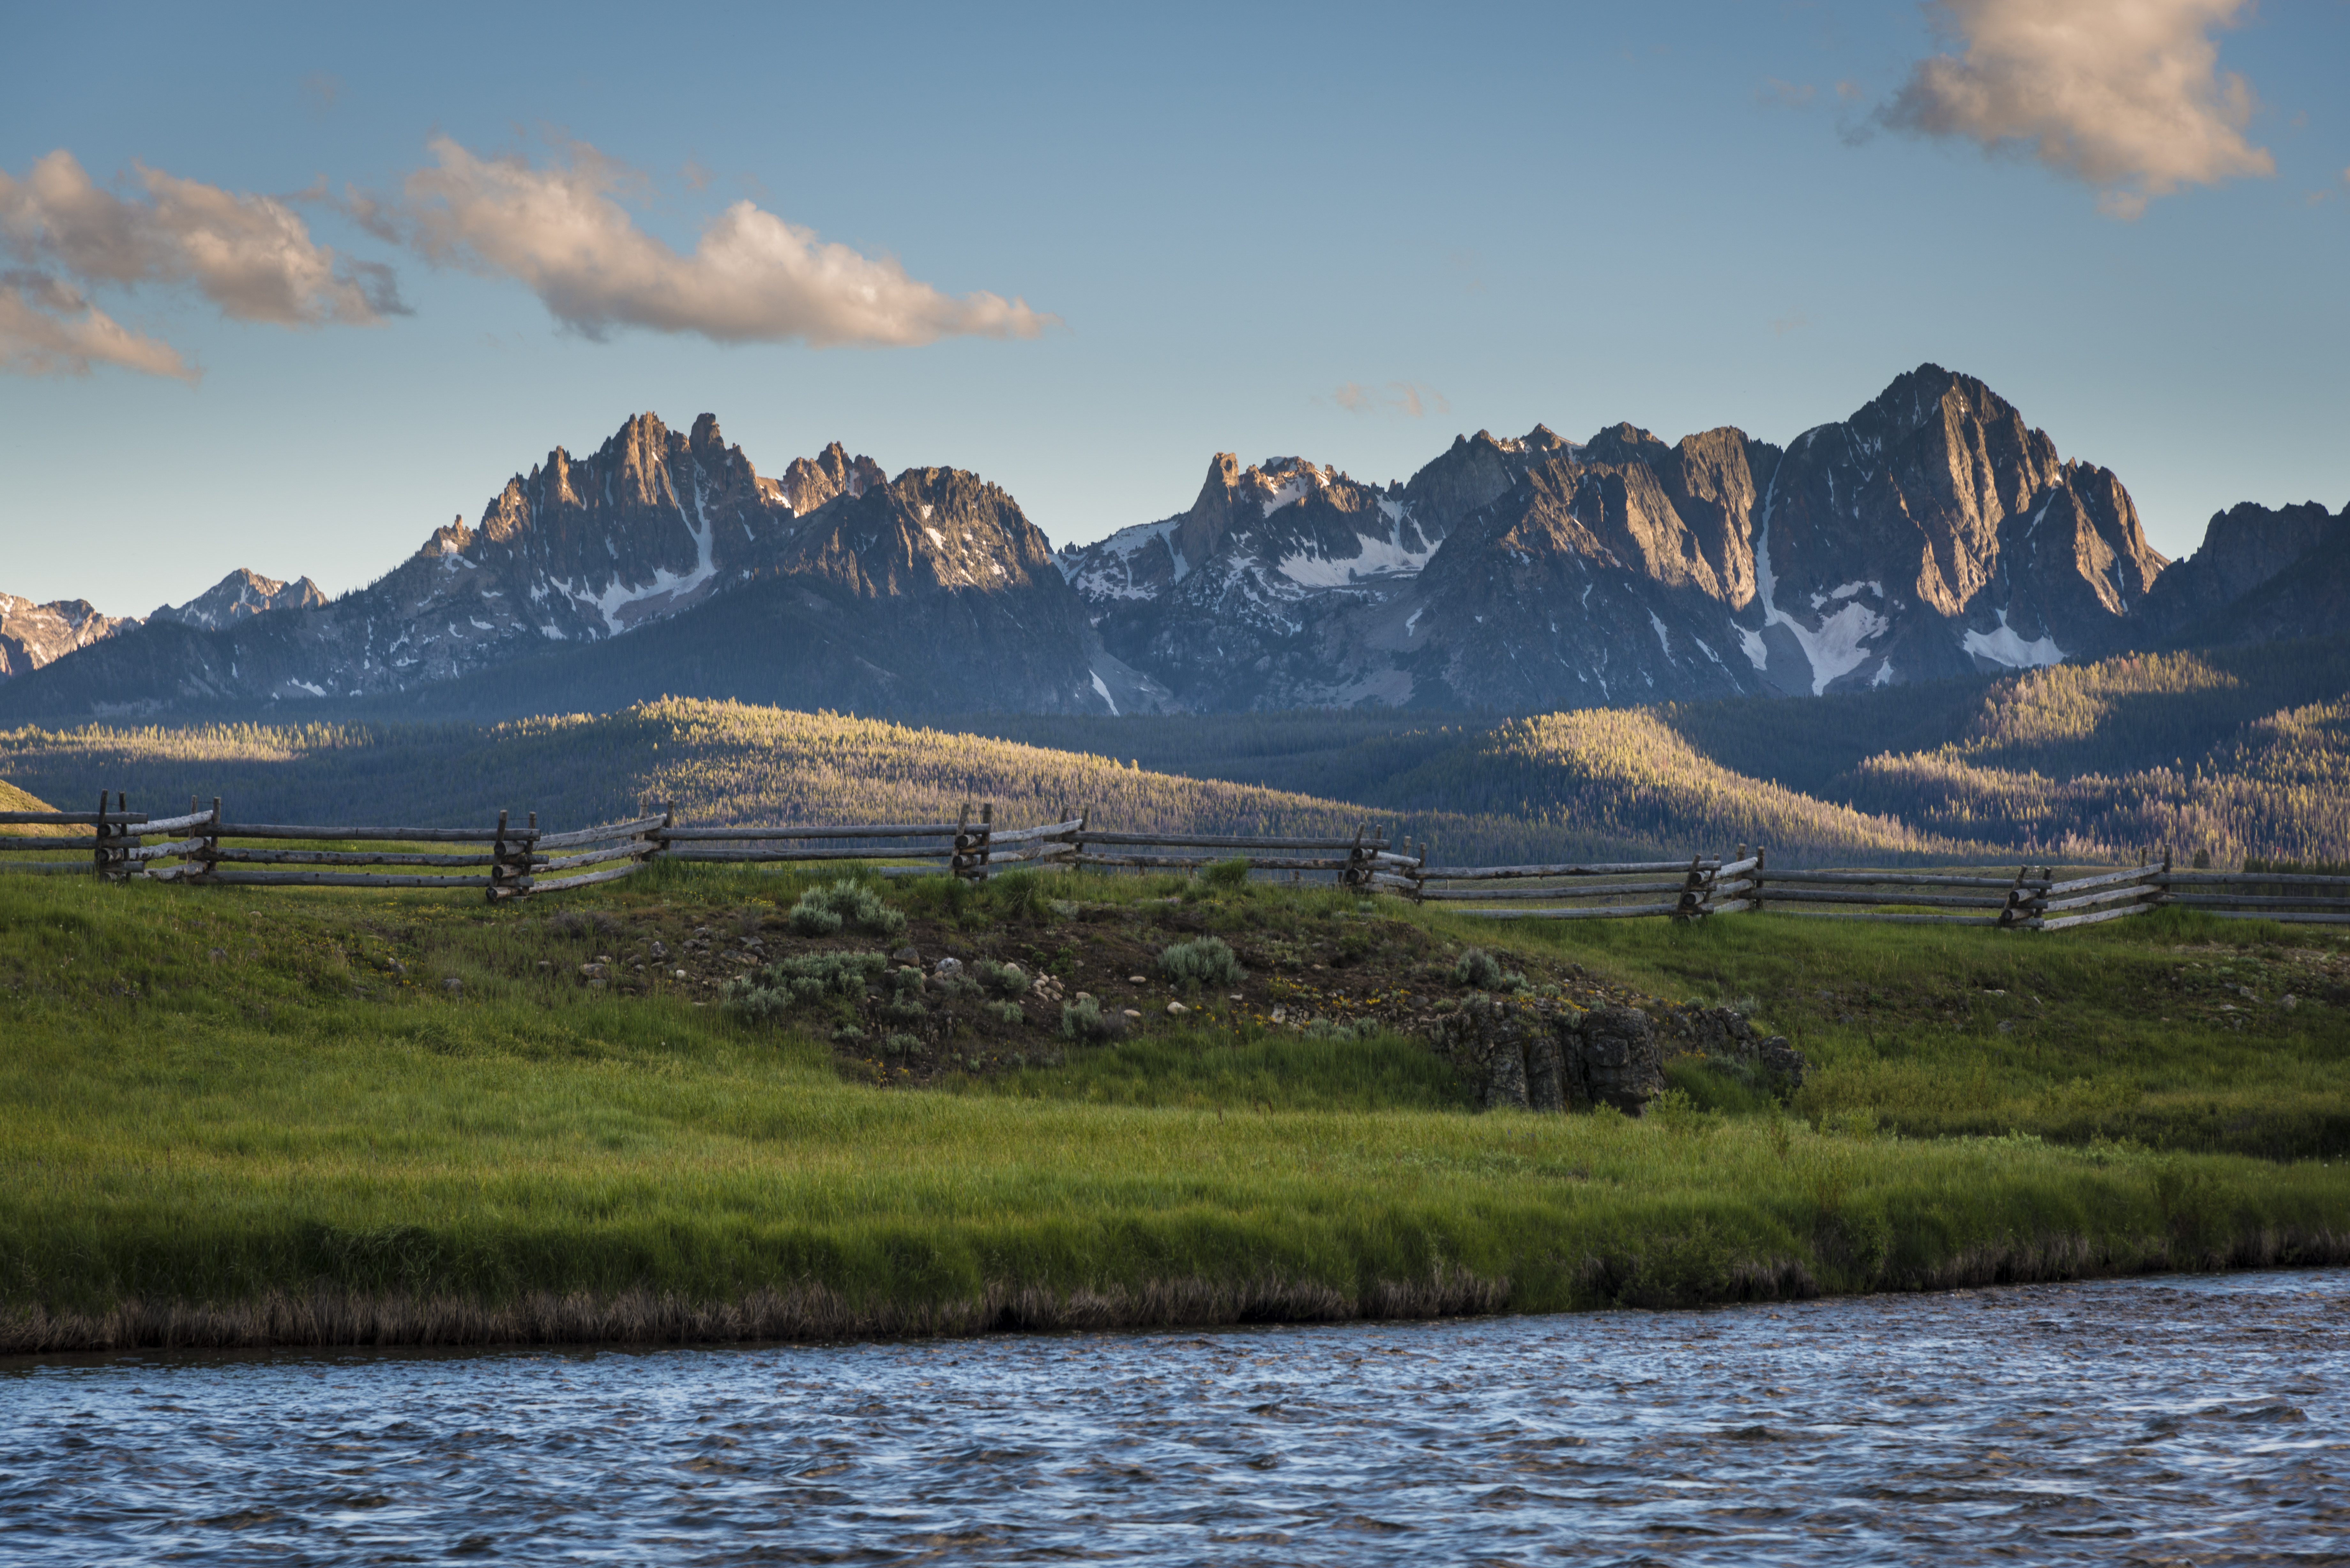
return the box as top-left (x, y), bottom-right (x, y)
top-left (0, 366), bottom-right (2334, 722)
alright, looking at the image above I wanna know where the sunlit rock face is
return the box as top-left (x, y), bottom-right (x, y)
top-left (1057, 365), bottom-right (2171, 711)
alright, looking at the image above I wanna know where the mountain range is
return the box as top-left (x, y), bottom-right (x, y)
top-left (2, 365), bottom-right (2342, 722)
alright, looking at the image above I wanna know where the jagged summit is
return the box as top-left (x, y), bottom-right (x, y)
top-left (0, 369), bottom-right (2330, 721)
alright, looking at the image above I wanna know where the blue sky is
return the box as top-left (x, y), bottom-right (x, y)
top-left (4, 0), bottom-right (2346, 616)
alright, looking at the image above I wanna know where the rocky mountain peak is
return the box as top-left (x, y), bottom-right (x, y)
top-left (776, 441), bottom-right (886, 516)
top-left (148, 569), bottom-right (327, 632)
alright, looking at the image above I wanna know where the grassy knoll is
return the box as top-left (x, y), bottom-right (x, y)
top-left (2, 865), bottom-right (2346, 1352)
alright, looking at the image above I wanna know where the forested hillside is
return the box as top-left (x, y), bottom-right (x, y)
top-left (4, 634), bottom-right (2345, 866)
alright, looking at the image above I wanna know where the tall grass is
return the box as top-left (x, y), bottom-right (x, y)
top-left (1, 871), bottom-right (2346, 1348)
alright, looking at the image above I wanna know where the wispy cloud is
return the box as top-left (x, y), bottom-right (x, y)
top-left (1770, 308), bottom-right (1810, 337)
top-left (1876, 0), bottom-right (2274, 218)
top-left (382, 135), bottom-right (1057, 348)
top-left (1332, 379), bottom-right (1450, 418)
top-left (0, 271), bottom-right (196, 382)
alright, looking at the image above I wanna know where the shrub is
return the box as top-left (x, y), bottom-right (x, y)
top-left (878, 965), bottom-right (928, 1024)
top-left (1059, 996), bottom-right (1128, 1043)
top-left (788, 879), bottom-right (906, 938)
top-left (986, 869), bottom-right (1055, 923)
top-left (1452, 947), bottom-right (1526, 992)
top-left (973, 959), bottom-right (1031, 999)
top-left (987, 1001), bottom-right (1026, 1027)
top-left (722, 950), bottom-right (889, 1019)
top-left (1200, 858), bottom-right (1250, 890)
top-left (883, 1033), bottom-right (921, 1058)
top-left (1158, 936), bottom-right (1244, 989)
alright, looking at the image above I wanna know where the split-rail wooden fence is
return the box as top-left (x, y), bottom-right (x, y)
top-left (1, 795), bottom-right (2340, 928)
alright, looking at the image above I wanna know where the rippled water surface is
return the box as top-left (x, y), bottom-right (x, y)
top-left (5, 1271), bottom-right (2346, 1565)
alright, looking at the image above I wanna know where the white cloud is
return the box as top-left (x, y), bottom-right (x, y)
top-left (1880, 0), bottom-right (2275, 217)
top-left (392, 136), bottom-right (1056, 348)
top-left (0, 272), bottom-right (196, 382)
top-left (0, 149), bottom-right (399, 324)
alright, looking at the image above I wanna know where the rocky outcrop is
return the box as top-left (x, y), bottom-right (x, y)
top-left (0, 594), bottom-right (135, 682)
top-left (2133, 499), bottom-right (2348, 648)
top-left (1430, 995), bottom-right (1802, 1114)
top-left (147, 569), bottom-right (325, 631)
top-left (1431, 997), bottom-right (1668, 1113)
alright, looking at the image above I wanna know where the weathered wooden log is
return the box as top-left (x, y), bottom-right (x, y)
top-left (2034, 882), bottom-right (2161, 915)
top-left (1420, 879), bottom-right (1694, 901)
top-left (533, 815), bottom-right (667, 851)
top-left (656, 822), bottom-right (958, 842)
top-left (1463, 901), bottom-right (1684, 920)
top-left (977, 818), bottom-right (1085, 848)
top-left (2200, 910), bottom-right (2350, 924)
top-left (0, 837), bottom-right (103, 852)
top-left (1072, 831), bottom-right (1391, 851)
top-left (1752, 888), bottom-right (2008, 910)
top-left (2163, 893), bottom-right (2350, 911)
top-left (1777, 909), bottom-right (2005, 925)
top-left (1070, 852), bottom-right (1359, 871)
top-left (1703, 898), bottom-right (1758, 916)
top-left (1420, 859), bottom-right (1718, 880)
top-left (214, 824), bottom-right (538, 843)
top-left (2041, 864), bottom-right (2158, 898)
top-left (663, 845), bottom-right (958, 863)
top-left (204, 870), bottom-right (496, 888)
top-left (531, 861), bottom-right (648, 894)
top-left (1760, 870), bottom-right (2031, 890)
top-left (2040, 900), bottom-right (2155, 931)
top-left (0, 812), bottom-right (148, 825)
top-left (1713, 855), bottom-right (1761, 879)
top-left (1, 861), bottom-right (94, 874)
top-left (2162, 870), bottom-right (2350, 891)
top-left (534, 841), bottom-right (658, 875)
top-left (121, 808), bottom-right (217, 836)
top-left (120, 837), bottom-right (206, 862)
top-left (210, 846), bottom-right (503, 867)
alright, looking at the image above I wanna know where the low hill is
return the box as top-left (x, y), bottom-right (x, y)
top-left (0, 780), bottom-right (76, 837)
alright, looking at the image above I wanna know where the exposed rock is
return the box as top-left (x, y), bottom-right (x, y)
top-left (0, 594), bottom-right (136, 682)
top-left (1430, 996), bottom-right (1667, 1114)
top-left (148, 569), bottom-right (326, 632)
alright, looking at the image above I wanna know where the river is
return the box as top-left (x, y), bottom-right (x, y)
top-left (4, 1270), bottom-right (2343, 1564)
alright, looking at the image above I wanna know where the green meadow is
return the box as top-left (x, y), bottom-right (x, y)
top-left (2, 860), bottom-right (2345, 1350)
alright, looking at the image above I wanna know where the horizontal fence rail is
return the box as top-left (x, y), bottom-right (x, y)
top-left (4, 794), bottom-right (2340, 926)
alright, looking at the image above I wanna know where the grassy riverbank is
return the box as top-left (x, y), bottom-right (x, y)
top-left (2, 865), bottom-right (2345, 1351)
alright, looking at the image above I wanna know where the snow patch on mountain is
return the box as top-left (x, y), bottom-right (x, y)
top-left (1964, 609), bottom-right (2064, 669)
top-left (1276, 529), bottom-right (1439, 587)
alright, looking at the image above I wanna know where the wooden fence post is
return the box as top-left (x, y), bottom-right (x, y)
top-left (1752, 846), bottom-right (1767, 912)
top-left (1675, 854), bottom-right (1709, 920)
top-left (980, 802), bottom-right (994, 877)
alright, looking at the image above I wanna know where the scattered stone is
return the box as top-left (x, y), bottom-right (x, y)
top-left (595, 954), bottom-right (612, 964)
top-left (2280, 993), bottom-right (2299, 1011)
top-left (673, 969), bottom-right (688, 981)
top-left (1228, 993), bottom-right (1244, 1002)
top-left (442, 977), bottom-right (463, 995)
top-left (649, 941), bottom-right (669, 959)
top-left (892, 947), bottom-right (921, 966)
top-left (1121, 1008), bottom-right (1142, 1020)
top-left (536, 960), bottom-right (551, 971)
top-left (1166, 1000), bottom-right (1188, 1016)
top-left (580, 962), bottom-right (608, 980)
top-left (1127, 974), bottom-right (1148, 985)
top-left (934, 956), bottom-right (963, 977)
